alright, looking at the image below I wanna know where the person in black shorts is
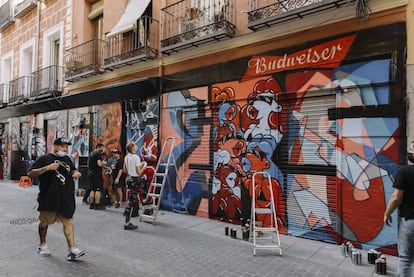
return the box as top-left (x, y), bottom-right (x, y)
top-left (87, 143), bottom-right (107, 210)
top-left (110, 149), bottom-right (125, 208)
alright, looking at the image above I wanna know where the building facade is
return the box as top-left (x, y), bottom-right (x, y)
top-left (0, 0), bottom-right (411, 255)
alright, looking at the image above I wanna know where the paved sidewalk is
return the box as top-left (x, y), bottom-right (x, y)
top-left (0, 179), bottom-right (398, 276)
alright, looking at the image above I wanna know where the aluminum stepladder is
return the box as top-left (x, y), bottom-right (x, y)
top-left (250, 171), bottom-right (282, 256)
top-left (139, 137), bottom-right (187, 223)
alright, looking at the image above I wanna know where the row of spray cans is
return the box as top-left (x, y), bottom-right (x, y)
top-left (224, 218), bottom-right (250, 241)
top-left (368, 249), bottom-right (387, 275)
top-left (341, 242), bottom-right (362, 265)
top-left (340, 242), bottom-right (386, 275)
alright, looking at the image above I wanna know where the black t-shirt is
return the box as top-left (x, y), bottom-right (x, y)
top-left (88, 150), bottom-right (103, 173)
top-left (111, 159), bottom-right (125, 186)
top-left (393, 164), bottom-right (414, 218)
top-left (30, 153), bottom-right (76, 218)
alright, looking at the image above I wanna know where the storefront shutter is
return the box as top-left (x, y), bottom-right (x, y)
top-left (278, 92), bottom-right (338, 242)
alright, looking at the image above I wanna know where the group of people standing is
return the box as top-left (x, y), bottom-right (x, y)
top-left (82, 142), bottom-right (147, 229)
top-left (28, 138), bottom-right (149, 261)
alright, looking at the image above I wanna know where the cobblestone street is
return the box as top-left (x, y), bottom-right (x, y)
top-left (0, 180), bottom-right (397, 276)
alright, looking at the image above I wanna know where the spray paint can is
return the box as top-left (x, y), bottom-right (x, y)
top-left (224, 226), bottom-right (229, 236)
top-left (242, 227), bottom-right (250, 241)
top-left (368, 249), bottom-right (381, 264)
top-left (231, 228), bottom-right (237, 239)
top-left (351, 250), bottom-right (362, 265)
top-left (346, 241), bottom-right (354, 256)
top-left (375, 255), bottom-right (387, 275)
top-left (340, 243), bottom-right (347, 257)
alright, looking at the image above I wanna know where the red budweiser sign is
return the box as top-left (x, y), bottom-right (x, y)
top-left (242, 35), bottom-right (356, 81)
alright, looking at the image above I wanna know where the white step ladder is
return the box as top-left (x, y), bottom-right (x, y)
top-left (250, 171), bottom-right (282, 256)
top-left (139, 137), bottom-right (187, 223)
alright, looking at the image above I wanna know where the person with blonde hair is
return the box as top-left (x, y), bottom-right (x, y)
top-left (123, 141), bottom-right (147, 230)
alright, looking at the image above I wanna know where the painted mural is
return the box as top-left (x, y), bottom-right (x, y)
top-left (126, 96), bottom-right (159, 195)
top-left (160, 88), bottom-right (211, 216)
top-left (97, 103), bottom-right (122, 153)
top-left (68, 108), bottom-right (90, 169)
top-left (162, 34), bottom-right (401, 252)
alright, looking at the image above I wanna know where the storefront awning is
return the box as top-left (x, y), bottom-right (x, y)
top-left (0, 77), bottom-right (159, 120)
top-left (106, 0), bottom-right (151, 38)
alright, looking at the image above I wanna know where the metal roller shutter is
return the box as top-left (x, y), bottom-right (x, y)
top-left (278, 92), bottom-right (338, 243)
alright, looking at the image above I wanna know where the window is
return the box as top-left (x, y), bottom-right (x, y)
top-left (19, 39), bottom-right (35, 76)
top-left (43, 23), bottom-right (63, 67)
top-left (92, 14), bottom-right (103, 40)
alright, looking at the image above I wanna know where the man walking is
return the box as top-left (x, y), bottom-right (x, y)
top-left (384, 141), bottom-right (414, 276)
top-left (28, 137), bottom-right (85, 261)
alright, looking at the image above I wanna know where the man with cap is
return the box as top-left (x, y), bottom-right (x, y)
top-left (28, 137), bottom-right (85, 261)
top-left (87, 143), bottom-right (107, 210)
top-left (110, 149), bottom-right (125, 208)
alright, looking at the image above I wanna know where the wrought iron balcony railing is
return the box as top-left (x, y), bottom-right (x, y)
top-left (161, 0), bottom-right (236, 55)
top-left (0, 83), bottom-right (10, 107)
top-left (31, 65), bottom-right (63, 99)
top-left (247, 0), bottom-right (358, 31)
top-left (9, 76), bottom-right (32, 105)
top-left (65, 38), bottom-right (106, 82)
top-left (104, 16), bottom-right (159, 70)
top-left (0, 1), bottom-right (15, 32)
top-left (15, 0), bottom-right (37, 19)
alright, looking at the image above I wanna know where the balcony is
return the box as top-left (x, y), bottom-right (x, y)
top-left (0, 84), bottom-right (10, 108)
top-left (31, 65), bottom-right (63, 100)
top-left (247, 0), bottom-right (357, 31)
top-left (161, 0), bottom-right (236, 55)
top-left (9, 76), bottom-right (32, 105)
top-left (0, 1), bottom-right (15, 32)
top-left (104, 16), bottom-right (159, 70)
top-left (15, 0), bottom-right (37, 19)
top-left (65, 39), bottom-right (105, 82)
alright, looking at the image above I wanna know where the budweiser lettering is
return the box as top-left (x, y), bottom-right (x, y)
top-left (242, 35), bottom-right (356, 81)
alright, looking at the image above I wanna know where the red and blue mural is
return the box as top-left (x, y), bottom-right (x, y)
top-left (125, 96), bottom-right (159, 192)
top-left (162, 34), bottom-right (401, 252)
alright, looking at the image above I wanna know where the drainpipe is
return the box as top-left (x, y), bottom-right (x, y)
top-left (157, 58), bottom-right (164, 139)
top-left (33, 1), bottom-right (44, 162)
top-left (34, 0), bottom-right (42, 71)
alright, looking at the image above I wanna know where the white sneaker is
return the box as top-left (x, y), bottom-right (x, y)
top-left (36, 245), bottom-right (51, 257)
top-left (67, 247), bottom-right (85, 261)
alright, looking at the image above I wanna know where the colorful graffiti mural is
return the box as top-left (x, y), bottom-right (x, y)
top-left (125, 96), bottom-right (159, 200)
top-left (159, 35), bottom-right (401, 253)
top-left (98, 103), bottom-right (122, 154)
top-left (161, 89), bottom-right (211, 217)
